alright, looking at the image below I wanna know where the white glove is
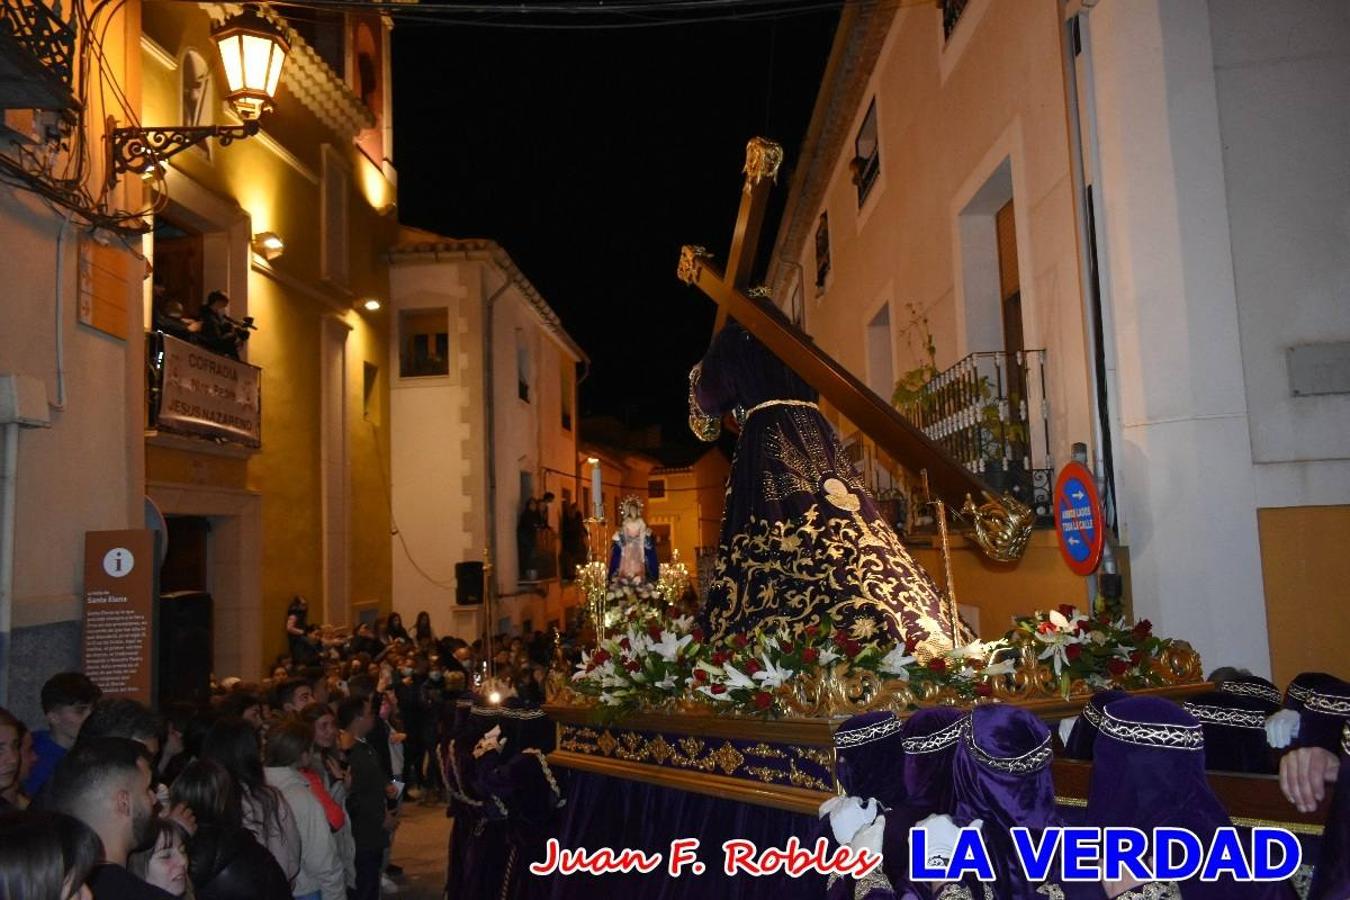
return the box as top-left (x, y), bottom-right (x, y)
top-left (914, 814), bottom-right (983, 869)
top-left (850, 813), bottom-right (887, 856)
top-left (1058, 716), bottom-right (1078, 747)
top-left (1266, 709), bottom-right (1301, 749)
top-left (818, 795), bottom-right (878, 846)
top-left (473, 725), bottom-right (507, 758)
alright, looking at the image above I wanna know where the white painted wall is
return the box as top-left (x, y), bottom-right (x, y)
top-left (1207, 0), bottom-right (1350, 507)
top-left (1, 187), bottom-right (144, 717)
top-left (1087, 0), bottom-right (1269, 674)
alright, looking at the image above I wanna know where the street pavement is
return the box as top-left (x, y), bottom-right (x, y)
top-left (387, 798), bottom-right (453, 899)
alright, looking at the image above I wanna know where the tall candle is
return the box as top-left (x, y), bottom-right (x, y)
top-left (589, 458), bottom-right (602, 520)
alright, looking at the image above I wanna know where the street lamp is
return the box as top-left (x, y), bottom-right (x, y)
top-left (108, 5), bottom-right (289, 181)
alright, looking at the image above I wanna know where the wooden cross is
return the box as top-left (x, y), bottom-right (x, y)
top-left (677, 137), bottom-right (1023, 545)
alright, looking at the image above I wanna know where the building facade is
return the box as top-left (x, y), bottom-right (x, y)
top-left (388, 231), bottom-right (586, 645)
top-left (766, 0), bottom-right (1350, 679)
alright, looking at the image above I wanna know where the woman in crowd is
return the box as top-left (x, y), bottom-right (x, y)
top-left (128, 818), bottom-right (191, 898)
top-left (201, 718), bottom-right (301, 885)
top-left (412, 612), bottom-right (436, 651)
top-left (385, 613), bottom-right (410, 645)
top-left (0, 810), bottom-right (101, 900)
top-left (298, 703), bottom-right (355, 890)
top-left (0, 707), bottom-right (26, 812)
top-left (263, 720), bottom-right (346, 900)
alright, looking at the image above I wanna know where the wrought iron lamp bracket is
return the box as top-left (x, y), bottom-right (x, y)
top-left (108, 120), bottom-right (260, 178)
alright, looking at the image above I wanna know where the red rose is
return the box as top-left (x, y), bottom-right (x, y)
top-left (802, 647), bottom-right (819, 664)
top-left (1129, 650), bottom-right (1144, 666)
top-left (1074, 621), bottom-right (1092, 636)
top-left (804, 624), bottom-right (821, 638)
top-left (691, 627), bottom-right (706, 643)
top-left (780, 642), bottom-right (795, 656)
top-left (711, 684), bottom-right (727, 695)
top-left (1058, 604), bottom-right (1078, 619)
top-left (843, 640), bottom-right (862, 658)
top-left (619, 637), bottom-right (631, 651)
top-left (904, 636), bottom-right (919, 655)
top-left (648, 624), bottom-right (664, 641)
top-left (665, 605), bottom-right (679, 618)
top-left (974, 682), bottom-right (993, 697)
top-left (711, 651), bottom-right (729, 666)
top-left (732, 634), bottom-right (748, 649)
top-left (693, 669), bottom-right (708, 682)
top-left (624, 659), bottom-right (640, 673)
top-left (928, 657), bottom-right (948, 673)
top-left (753, 691), bottom-right (772, 710)
top-left (592, 649), bottom-right (611, 665)
top-left (744, 659), bottom-right (762, 675)
top-left (833, 630), bottom-right (850, 647)
top-left (1037, 620), bottom-right (1057, 635)
top-left (1132, 619), bottom-right (1152, 640)
top-left (1066, 644), bottom-right (1082, 662)
top-left (1107, 659), bottom-right (1129, 678)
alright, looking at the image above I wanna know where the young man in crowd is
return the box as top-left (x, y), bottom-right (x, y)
top-left (43, 736), bottom-right (175, 899)
top-left (24, 672), bottom-right (101, 796)
top-left (274, 676), bottom-right (315, 715)
top-left (339, 695), bottom-right (397, 900)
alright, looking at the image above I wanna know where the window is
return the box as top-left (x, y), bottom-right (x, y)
top-left (560, 362), bottom-right (574, 430)
top-left (648, 479), bottom-right (666, 499)
top-left (362, 362), bottom-right (378, 422)
top-left (815, 212), bottom-right (831, 291)
top-left (853, 98), bottom-right (880, 206)
top-left (320, 147), bottom-right (349, 290)
top-left (517, 333), bottom-right (530, 402)
top-left (398, 308), bottom-right (449, 377)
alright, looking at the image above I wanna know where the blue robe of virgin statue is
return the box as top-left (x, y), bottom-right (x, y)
top-left (690, 320), bottom-right (968, 650)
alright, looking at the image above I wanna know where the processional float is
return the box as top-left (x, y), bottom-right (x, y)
top-left (533, 139), bottom-right (1319, 899)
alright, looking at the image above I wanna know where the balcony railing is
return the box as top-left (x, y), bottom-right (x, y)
top-left (898, 350), bottom-right (1053, 523)
top-left (147, 331), bottom-right (263, 449)
top-left (0, 0), bottom-right (77, 109)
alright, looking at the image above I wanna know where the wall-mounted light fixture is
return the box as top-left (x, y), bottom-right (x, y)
top-left (251, 231), bottom-right (284, 260)
top-left (108, 6), bottom-right (289, 183)
top-left (362, 299), bottom-right (382, 311)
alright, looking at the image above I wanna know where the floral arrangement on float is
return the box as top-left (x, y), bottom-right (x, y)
top-left (557, 603), bottom-right (1202, 719)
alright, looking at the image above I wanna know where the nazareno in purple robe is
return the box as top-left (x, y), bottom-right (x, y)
top-left (691, 319), bottom-right (969, 651)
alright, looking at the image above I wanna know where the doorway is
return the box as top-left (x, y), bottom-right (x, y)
top-left (161, 516), bottom-right (210, 593)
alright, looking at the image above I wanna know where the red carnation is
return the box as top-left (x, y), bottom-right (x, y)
top-left (711, 651), bottom-right (729, 666)
top-left (693, 669), bottom-right (708, 682)
top-left (732, 634), bottom-right (748, 649)
top-left (928, 657), bottom-right (948, 673)
top-left (1037, 620), bottom-right (1057, 635)
top-left (974, 682), bottom-right (993, 697)
top-left (691, 627), bottom-right (706, 643)
top-left (804, 624), bottom-right (821, 639)
top-left (1058, 604), bottom-right (1078, 619)
top-left (1129, 650), bottom-right (1144, 666)
top-left (711, 684), bottom-right (727, 695)
top-left (904, 636), bottom-right (919, 655)
top-left (753, 691), bottom-right (773, 710)
top-left (833, 630), bottom-right (850, 647)
top-left (624, 659), bottom-right (640, 673)
top-left (1107, 659), bottom-right (1129, 678)
top-left (843, 640), bottom-right (863, 658)
top-left (1132, 619), bottom-right (1153, 640)
top-left (1065, 644), bottom-right (1083, 662)
top-left (1075, 620), bottom-right (1092, 636)
top-left (779, 642), bottom-right (795, 656)
top-left (802, 647), bottom-right (819, 665)
top-left (744, 659), bottom-right (763, 675)
top-left (592, 649), bottom-right (611, 665)
top-left (648, 624), bottom-right (664, 641)
top-left (619, 637), bottom-right (631, 651)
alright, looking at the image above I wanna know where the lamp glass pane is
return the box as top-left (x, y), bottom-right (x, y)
top-left (217, 34), bottom-right (244, 93)
top-left (265, 45), bottom-right (285, 97)
top-left (241, 33), bottom-right (275, 91)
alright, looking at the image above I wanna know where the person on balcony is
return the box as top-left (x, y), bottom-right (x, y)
top-left (200, 290), bottom-right (250, 360)
top-left (689, 318), bottom-right (971, 652)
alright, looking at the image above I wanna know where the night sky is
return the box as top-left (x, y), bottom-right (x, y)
top-left (392, 6), bottom-right (839, 453)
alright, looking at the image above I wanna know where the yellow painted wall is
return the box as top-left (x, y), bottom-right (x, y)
top-left (142, 3), bottom-right (395, 672)
top-left (1259, 506), bottom-right (1350, 686)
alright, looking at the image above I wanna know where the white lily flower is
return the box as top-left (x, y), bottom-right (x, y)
top-left (816, 647), bottom-right (841, 666)
top-left (752, 654), bottom-right (794, 689)
top-left (878, 645), bottom-right (915, 677)
top-left (721, 663), bottom-right (758, 691)
top-left (1048, 609), bottom-right (1071, 631)
top-left (650, 630), bottom-right (693, 662)
top-left (983, 657), bottom-right (1017, 677)
top-left (953, 639), bottom-right (987, 660)
top-left (671, 615), bottom-right (694, 633)
top-left (655, 674), bottom-right (677, 690)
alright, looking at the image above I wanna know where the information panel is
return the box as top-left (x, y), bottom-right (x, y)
top-left (82, 530), bottom-right (156, 705)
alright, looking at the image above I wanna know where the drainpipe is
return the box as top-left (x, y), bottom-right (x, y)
top-left (482, 271), bottom-right (511, 665)
top-left (0, 422), bottom-right (18, 705)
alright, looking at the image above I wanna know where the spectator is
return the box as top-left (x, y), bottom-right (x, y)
top-left (385, 613), bottom-right (409, 644)
top-left (188, 823), bottom-right (292, 900)
top-left (127, 818), bottom-right (190, 898)
top-left (273, 679), bottom-right (315, 717)
top-left (298, 703), bottom-right (354, 891)
top-left (0, 809), bottom-right (102, 900)
top-left (0, 706), bottom-right (25, 812)
top-left (411, 612), bottom-right (435, 651)
top-left (25, 673), bottom-right (101, 796)
top-left (217, 693), bottom-right (264, 732)
top-left (80, 699), bottom-right (164, 758)
top-left (43, 736), bottom-right (173, 899)
top-left (199, 291), bottom-right (248, 359)
top-left (201, 719), bottom-right (300, 886)
top-left (263, 720), bottom-right (346, 900)
top-left (338, 697), bottom-right (394, 900)
top-left (156, 703), bottom-right (195, 784)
